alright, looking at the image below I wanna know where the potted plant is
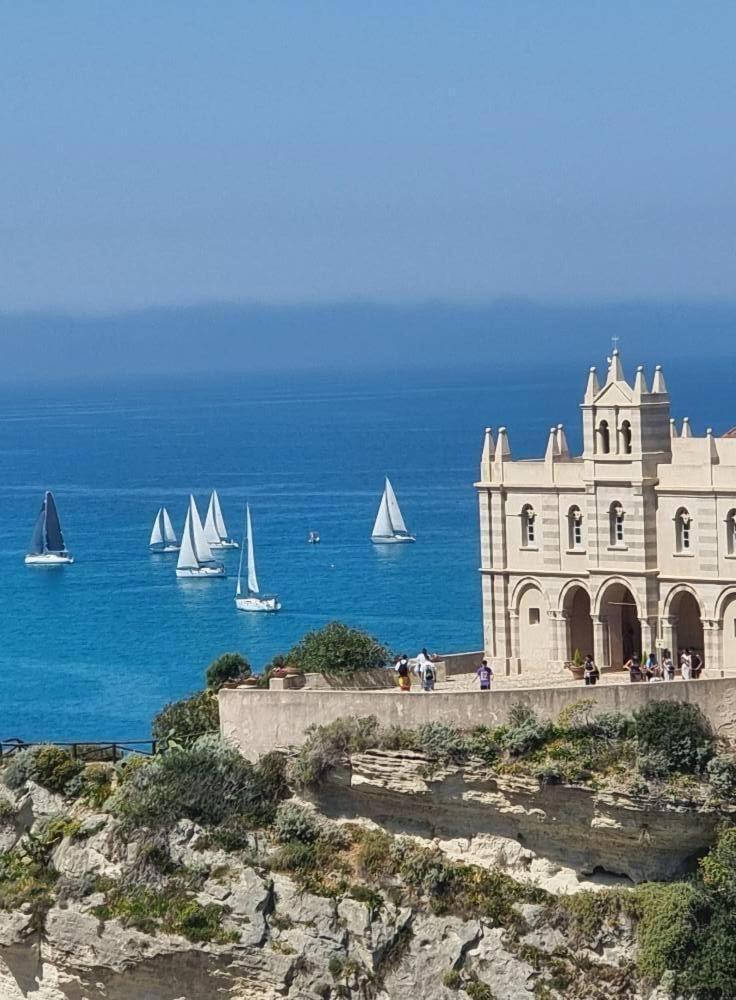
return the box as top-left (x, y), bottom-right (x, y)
top-left (567, 649), bottom-right (585, 679)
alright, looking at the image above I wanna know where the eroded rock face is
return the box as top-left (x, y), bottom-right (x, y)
top-left (306, 749), bottom-right (726, 885)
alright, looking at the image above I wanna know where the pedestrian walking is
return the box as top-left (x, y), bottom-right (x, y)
top-left (395, 654), bottom-right (411, 692)
top-left (420, 658), bottom-right (436, 692)
top-left (476, 658), bottom-right (493, 691)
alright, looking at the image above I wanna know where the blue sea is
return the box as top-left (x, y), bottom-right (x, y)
top-left (0, 358), bottom-right (728, 741)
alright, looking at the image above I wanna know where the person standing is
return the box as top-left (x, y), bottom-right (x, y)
top-left (420, 657), bottom-right (436, 692)
top-left (395, 654), bottom-right (411, 692)
top-left (663, 650), bottom-right (675, 681)
top-left (476, 658), bottom-right (493, 691)
top-left (681, 649), bottom-right (692, 681)
top-left (691, 649), bottom-right (703, 678)
top-left (583, 654), bottom-right (598, 686)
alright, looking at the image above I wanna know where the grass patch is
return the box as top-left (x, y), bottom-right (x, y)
top-left (92, 880), bottom-right (237, 943)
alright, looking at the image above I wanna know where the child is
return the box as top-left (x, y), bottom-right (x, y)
top-left (476, 658), bottom-right (493, 691)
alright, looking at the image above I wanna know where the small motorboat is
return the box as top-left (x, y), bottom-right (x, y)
top-left (308, 531), bottom-right (320, 544)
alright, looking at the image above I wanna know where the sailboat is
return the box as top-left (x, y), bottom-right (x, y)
top-left (235, 505), bottom-right (280, 612)
top-left (25, 491), bottom-right (74, 565)
top-left (176, 496), bottom-right (226, 578)
top-left (149, 506), bottom-right (179, 552)
top-left (203, 490), bottom-right (239, 549)
top-left (371, 477), bottom-right (415, 544)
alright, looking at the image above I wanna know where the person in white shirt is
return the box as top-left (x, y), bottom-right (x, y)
top-left (681, 650), bottom-right (692, 681)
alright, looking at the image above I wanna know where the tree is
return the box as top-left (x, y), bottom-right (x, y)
top-left (205, 652), bottom-right (251, 691)
top-left (288, 622), bottom-right (389, 675)
top-left (152, 690), bottom-right (219, 742)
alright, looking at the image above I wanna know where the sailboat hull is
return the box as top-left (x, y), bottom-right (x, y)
top-left (25, 552), bottom-right (74, 565)
top-left (150, 544), bottom-right (180, 553)
top-left (371, 534), bottom-right (416, 544)
top-left (235, 595), bottom-right (281, 612)
top-left (210, 539), bottom-right (239, 549)
top-left (176, 565), bottom-right (226, 578)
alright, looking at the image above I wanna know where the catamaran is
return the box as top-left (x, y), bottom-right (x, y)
top-left (371, 477), bottom-right (415, 544)
top-left (235, 505), bottom-right (280, 612)
top-left (25, 491), bottom-right (74, 565)
top-left (203, 490), bottom-right (239, 549)
top-left (149, 506), bottom-right (179, 552)
top-left (176, 496), bottom-right (226, 578)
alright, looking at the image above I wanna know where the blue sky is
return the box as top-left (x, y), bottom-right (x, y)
top-left (1, 2), bottom-right (735, 312)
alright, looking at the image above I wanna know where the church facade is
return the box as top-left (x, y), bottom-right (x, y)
top-left (476, 351), bottom-right (736, 676)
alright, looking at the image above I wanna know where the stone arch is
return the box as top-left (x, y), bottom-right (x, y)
top-left (718, 590), bottom-right (736, 672)
top-left (560, 580), bottom-right (593, 662)
top-left (666, 588), bottom-right (704, 666)
top-left (511, 577), bottom-right (550, 614)
top-left (511, 579), bottom-right (549, 671)
top-left (595, 577), bottom-right (642, 667)
top-left (662, 584), bottom-right (705, 620)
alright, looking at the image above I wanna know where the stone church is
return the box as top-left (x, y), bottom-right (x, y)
top-left (477, 351), bottom-right (736, 676)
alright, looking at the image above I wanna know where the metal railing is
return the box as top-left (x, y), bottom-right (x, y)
top-left (0, 738), bottom-right (159, 762)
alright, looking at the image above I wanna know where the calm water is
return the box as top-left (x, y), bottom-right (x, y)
top-left (0, 358), bottom-right (728, 740)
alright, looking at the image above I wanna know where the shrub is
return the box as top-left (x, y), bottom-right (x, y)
top-left (0, 847), bottom-right (58, 916)
top-left (290, 716), bottom-right (380, 788)
top-left (378, 725), bottom-right (419, 752)
top-left (414, 722), bottom-right (468, 764)
top-left (0, 796), bottom-right (15, 825)
top-left (110, 736), bottom-right (286, 829)
top-left (636, 750), bottom-right (670, 781)
top-left (706, 755), bottom-right (736, 799)
top-left (633, 701), bottom-right (714, 775)
top-left (273, 802), bottom-right (321, 844)
top-left (465, 726), bottom-right (502, 766)
top-left (287, 622), bottom-right (390, 675)
top-left (151, 690), bottom-right (219, 742)
top-left (3, 748), bottom-right (37, 790)
top-left (503, 705), bottom-right (554, 757)
top-left (356, 829), bottom-right (394, 877)
top-left (31, 746), bottom-right (84, 795)
top-left (269, 838), bottom-right (340, 880)
top-left (348, 883), bottom-right (383, 916)
top-left (93, 881), bottom-right (235, 943)
top-left (81, 763), bottom-right (114, 808)
top-left (630, 882), bottom-right (699, 983)
top-left (205, 652), bottom-right (251, 691)
top-left (465, 982), bottom-right (495, 1000)
top-left (442, 969), bottom-right (462, 990)
top-left (700, 826), bottom-right (736, 903)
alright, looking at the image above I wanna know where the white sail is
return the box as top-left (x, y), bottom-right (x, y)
top-left (212, 490), bottom-right (228, 540)
top-left (190, 496), bottom-right (216, 564)
top-left (150, 508), bottom-right (164, 547)
top-left (235, 523), bottom-right (245, 597)
top-left (203, 493), bottom-right (221, 546)
top-left (246, 504), bottom-right (260, 594)
top-left (176, 508), bottom-right (199, 570)
top-left (371, 489), bottom-right (393, 538)
top-left (384, 478), bottom-right (408, 535)
top-left (162, 508), bottom-right (178, 546)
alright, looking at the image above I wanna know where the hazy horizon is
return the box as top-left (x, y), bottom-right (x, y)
top-left (0, 298), bottom-right (733, 383)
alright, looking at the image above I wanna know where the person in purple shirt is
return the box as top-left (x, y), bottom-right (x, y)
top-left (476, 658), bottom-right (493, 691)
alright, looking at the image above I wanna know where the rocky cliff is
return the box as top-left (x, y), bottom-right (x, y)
top-left (306, 748), bottom-right (726, 889)
top-left (0, 778), bottom-right (651, 1000)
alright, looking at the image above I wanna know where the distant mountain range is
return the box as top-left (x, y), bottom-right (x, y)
top-left (0, 299), bottom-right (732, 382)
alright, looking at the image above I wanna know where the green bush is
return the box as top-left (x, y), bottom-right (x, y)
top-left (3, 745), bottom-right (83, 795)
top-left (630, 882), bottom-right (699, 982)
top-left (287, 622), bottom-right (390, 675)
top-left (205, 652), bottom-right (251, 691)
top-left (378, 725), bottom-right (419, 752)
top-left (93, 881), bottom-right (236, 943)
top-left (465, 726), bottom-right (502, 766)
top-left (414, 722), bottom-right (469, 764)
top-left (0, 796), bottom-right (15, 824)
top-left (111, 736), bottom-right (286, 829)
top-left (442, 969), bottom-right (462, 990)
top-left (706, 756), bottom-right (736, 799)
top-left (273, 802), bottom-right (321, 844)
top-left (151, 690), bottom-right (219, 742)
top-left (503, 704), bottom-right (554, 757)
top-left (636, 750), bottom-right (670, 781)
top-left (633, 701), bottom-right (714, 775)
top-left (355, 829), bottom-right (395, 877)
top-left (290, 716), bottom-right (380, 788)
top-left (465, 982), bottom-right (495, 1000)
top-left (81, 763), bottom-right (113, 808)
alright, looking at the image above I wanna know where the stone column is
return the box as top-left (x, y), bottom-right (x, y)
top-left (660, 616), bottom-right (676, 658)
top-left (508, 609), bottom-right (521, 676)
top-left (641, 619), bottom-right (655, 658)
top-left (703, 619), bottom-right (722, 675)
top-left (592, 615), bottom-right (608, 668)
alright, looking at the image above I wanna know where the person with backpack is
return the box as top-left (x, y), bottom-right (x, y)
top-left (395, 654), bottom-right (411, 692)
top-left (420, 657), bottom-right (436, 692)
top-left (475, 658), bottom-right (493, 691)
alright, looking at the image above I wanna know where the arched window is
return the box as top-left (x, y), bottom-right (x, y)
top-left (568, 505), bottom-right (583, 549)
top-left (609, 501), bottom-right (624, 546)
top-left (619, 420), bottom-right (632, 455)
top-left (726, 510), bottom-right (736, 555)
top-left (675, 508), bottom-right (692, 553)
top-left (521, 504), bottom-right (536, 547)
top-left (597, 420), bottom-right (610, 454)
